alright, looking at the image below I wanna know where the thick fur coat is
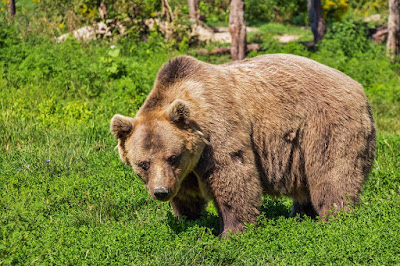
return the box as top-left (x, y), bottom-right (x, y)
top-left (111, 54), bottom-right (376, 236)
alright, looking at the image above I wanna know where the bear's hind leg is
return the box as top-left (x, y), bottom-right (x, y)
top-left (304, 124), bottom-right (367, 220)
top-left (309, 181), bottom-right (357, 220)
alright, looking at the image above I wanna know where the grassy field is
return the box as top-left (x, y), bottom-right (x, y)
top-left (1, 21), bottom-right (400, 264)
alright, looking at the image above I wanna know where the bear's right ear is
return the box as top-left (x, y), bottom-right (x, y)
top-left (110, 114), bottom-right (134, 140)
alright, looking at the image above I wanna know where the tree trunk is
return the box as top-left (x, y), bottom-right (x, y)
top-left (8, 0), bottom-right (16, 18)
top-left (229, 0), bottom-right (246, 60)
top-left (387, 0), bottom-right (400, 61)
top-left (98, 1), bottom-right (107, 20)
top-left (308, 0), bottom-right (326, 45)
top-left (161, 0), bottom-right (174, 23)
top-left (188, 0), bottom-right (200, 22)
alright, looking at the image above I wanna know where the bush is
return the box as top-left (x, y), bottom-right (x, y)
top-left (319, 19), bottom-right (372, 58)
top-left (323, 0), bottom-right (350, 22)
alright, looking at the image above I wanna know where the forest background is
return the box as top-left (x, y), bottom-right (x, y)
top-left (0, 0), bottom-right (399, 264)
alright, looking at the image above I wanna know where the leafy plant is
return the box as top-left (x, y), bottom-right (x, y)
top-left (323, 0), bottom-right (350, 21)
top-left (319, 19), bottom-right (371, 58)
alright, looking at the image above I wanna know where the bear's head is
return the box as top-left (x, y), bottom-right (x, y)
top-left (111, 99), bottom-right (207, 201)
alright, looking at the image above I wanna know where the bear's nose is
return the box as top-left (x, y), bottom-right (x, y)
top-left (154, 186), bottom-right (169, 201)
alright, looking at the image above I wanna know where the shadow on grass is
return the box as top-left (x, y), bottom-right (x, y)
top-left (166, 198), bottom-right (294, 236)
top-left (166, 211), bottom-right (221, 236)
top-left (260, 199), bottom-right (292, 220)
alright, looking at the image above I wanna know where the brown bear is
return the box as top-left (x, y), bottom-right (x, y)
top-left (110, 54), bottom-right (376, 236)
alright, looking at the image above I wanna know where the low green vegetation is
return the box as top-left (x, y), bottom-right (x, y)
top-left (1, 5), bottom-right (400, 264)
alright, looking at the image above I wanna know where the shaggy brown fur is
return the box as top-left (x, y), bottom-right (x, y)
top-left (111, 54), bottom-right (376, 236)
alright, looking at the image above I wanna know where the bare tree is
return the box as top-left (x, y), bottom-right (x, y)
top-left (387, 0), bottom-right (400, 61)
top-left (8, 0), bottom-right (16, 18)
top-left (98, 1), bottom-right (107, 20)
top-left (188, 0), bottom-right (200, 22)
top-left (161, 0), bottom-right (174, 23)
top-left (308, 0), bottom-right (326, 45)
top-left (229, 0), bottom-right (246, 60)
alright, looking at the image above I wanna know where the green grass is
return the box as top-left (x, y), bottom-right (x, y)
top-left (201, 21), bottom-right (313, 45)
top-left (246, 22), bottom-right (313, 45)
top-left (257, 22), bottom-right (312, 38)
top-left (1, 21), bottom-right (400, 264)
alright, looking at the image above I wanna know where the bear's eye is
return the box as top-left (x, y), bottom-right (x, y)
top-left (137, 161), bottom-right (150, 171)
top-left (167, 155), bottom-right (180, 165)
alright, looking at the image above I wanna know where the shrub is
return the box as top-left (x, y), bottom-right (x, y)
top-left (319, 19), bottom-right (372, 58)
top-left (323, 0), bottom-right (349, 22)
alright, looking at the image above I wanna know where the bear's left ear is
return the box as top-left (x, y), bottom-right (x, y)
top-left (167, 99), bottom-right (190, 126)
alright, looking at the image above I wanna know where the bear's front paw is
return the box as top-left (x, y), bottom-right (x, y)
top-left (220, 223), bottom-right (244, 237)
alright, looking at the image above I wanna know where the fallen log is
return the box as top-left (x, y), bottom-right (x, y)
top-left (370, 26), bottom-right (388, 44)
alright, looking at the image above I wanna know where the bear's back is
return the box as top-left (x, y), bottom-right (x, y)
top-left (219, 54), bottom-right (364, 103)
top-left (196, 54), bottom-right (369, 129)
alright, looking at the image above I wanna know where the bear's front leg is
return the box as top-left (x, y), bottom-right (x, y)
top-left (170, 172), bottom-right (207, 220)
top-left (290, 201), bottom-right (318, 218)
top-left (213, 190), bottom-right (261, 237)
top-left (196, 149), bottom-right (263, 236)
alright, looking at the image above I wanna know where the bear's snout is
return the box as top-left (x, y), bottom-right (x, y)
top-left (153, 186), bottom-right (170, 201)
